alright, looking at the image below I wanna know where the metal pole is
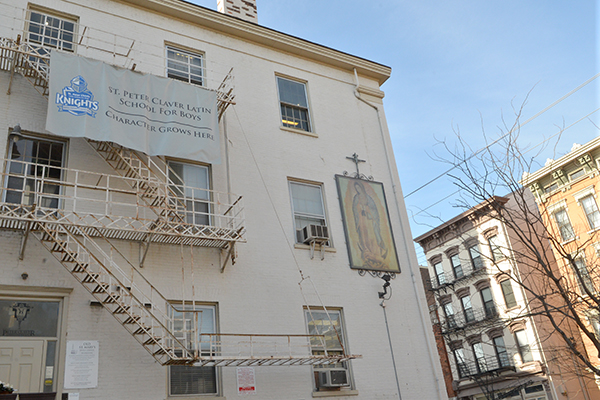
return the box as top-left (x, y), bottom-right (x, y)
top-left (381, 300), bottom-right (402, 400)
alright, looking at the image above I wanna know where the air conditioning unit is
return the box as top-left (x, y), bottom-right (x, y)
top-left (318, 368), bottom-right (349, 388)
top-left (298, 224), bottom-right (329, 244)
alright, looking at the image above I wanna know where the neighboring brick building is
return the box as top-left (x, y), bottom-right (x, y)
top-left (0, 0), bottom-right (445, 399)
top-left (414, 195), bottom-right (596, 400)
top-left (522, 137), bottom-right (600, 391)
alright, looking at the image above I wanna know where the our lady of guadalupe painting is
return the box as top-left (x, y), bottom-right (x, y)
top-left (335, 175), bottom-right (400, 273)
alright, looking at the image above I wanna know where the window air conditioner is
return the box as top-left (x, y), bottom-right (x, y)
top-left (318, 368), bottom-right (349, 388)
top-left (298, 224), bottom-right (329, 244)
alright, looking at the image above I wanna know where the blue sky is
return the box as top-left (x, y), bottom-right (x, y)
top-left (192, 0), bottom-right (598, 263)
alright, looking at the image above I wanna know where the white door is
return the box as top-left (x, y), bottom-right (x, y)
top-left (0, 339), bottom-right (44, 393)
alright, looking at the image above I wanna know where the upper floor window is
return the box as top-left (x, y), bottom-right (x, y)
top-left (488, 235), bottom-right (504, 261)
top-left (289, 181), bottom-right (327, 244)
top-left (305, 308), bottom-right (352, 391)
top-left (572, 257), bottom-right (595, 295)
top-left (453, 348), bottom-right (468, 378)
top-left (514, 329), bottom-right (533, 363)
top-left (472, 342), bottom-right (487, 373)
top-left (480, 287), bottom-right (496, 318)
top-left (168, 161), bottom-right (210, 226)
top-left (570, 168), bottom-right (585, 181)
top-left (443, 302), bottom-right (456, 329)
top-left (277, 77), bottom-right (311, 132)
top-left (492, 336), bottom-right (510, 368)
top-left (166, 46), bottom-right (204, 86)
top-left (433, 261), bottom-right (446, 286)
top-left (450, 254), bottom-right (463, 279)
top-left (580, 195), bottom-right (600, 230)
top-left (169, 304), bottom-right (218, 396)
top-left (468, 243), bottom-right (483, 270)
top-left (544, 182), bottom-right (558, 193)
top-left (27, 8), bottom-right (77, 52)
top-left (500, 279), bottom-right (518, 309)
top-left (553, 209), bottom-right (575, 242)
top-left (4, 134), bottom-right (65, 209)
top-left (460, 295), bottom-right (475, 323)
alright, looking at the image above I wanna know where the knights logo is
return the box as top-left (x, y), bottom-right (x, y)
top-left (55, 75), bottom-right (99, 117)
top-left (11, 302), bottom-right (33, 329)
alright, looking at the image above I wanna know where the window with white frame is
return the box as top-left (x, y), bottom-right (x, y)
top-left (472, 342), bottom-right (487, 373)
top-left (166, 46), bottom-right (204, 86)
top-left (500, 279), bottom-right (517, 309)
top-left (569, 168), bottom-right (585, 181)
top-left (289, 181), bottom-right (327, 243)
top-left (514, 329), bottom-right (533, 363)
top-left (460, 295), bottom-right (475, 323)
top-left (480, 287), bottom-right (496, 318)
top-left (277, 77), bottom-right (311, 132)
top-left (4, 134), bottom-right (65, 209)
top-left (453, 348), bottom-right (468, 378)
top-left (305, 308), bottom-right (351, 390)
top-left (168, 161), bottom-right (211, 226)
top-left (468, 243), bottom-right (483, 270)
top-left (488, 235), bottom-right (504, 261)
top-left (169, 304), bottom-right (218, 396)
top-left (450, 253), bottom-right (464, 279)
top-left (493, 336), bottom-right (510, 368)
top-left (432, 260), bottom-right (446, 286)
top-left (553, 208), bottom-right (575, 242)
top-left (27, 8), bottom-right (77, 52)
top-left (443, 302), bottom-right (456, 329)
top-left (580, 195), bottom-right (600, 230)
top-left (571, 256), bottom-right (595, 295)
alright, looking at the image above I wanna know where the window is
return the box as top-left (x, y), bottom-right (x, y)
top-left (277, 77), bottom-right (311, 132)
top-left (514, 329), bottom-right (533, 363)
top-left (500, 279), bottom-right (517, 309)
top-left (305, 309), bottom-right (351, 390)
top-left (433, 261), bottom-right (446, 286)
top-left (544, 183), bottom-right (558, 193)
top-left (472, 342), bottom-right (487, 373)
top-left (570, 168), bottom-right (585, 181)
top-left (493, 336), bottom-right (510, 368)
top-left (166, 46), bottom-right (204, 86)
top-left (443, 303), bottom-right (456, 329)
top-left (480, 287), bottom-right (497, 318)
top-left (289, 181), bottom-right (327, 243)
top-left (168, 161), bottom-right (211, 226)
top-left (450, 254), bottom-right (464, 279)
top-left (4, 135), bottom-right (65, 209)
top-left (461, 296), bottom-right (475, 323)
top-left (453, 348), bottom-right (468, 378)
top-left (169, 304), bottom-right (217, 396)
top-left (580, 195), bottom-right (600, 230)
top-left (468, 243), bottom-right (483, 270)
top-left (572, 257), bottom-right (594, 294)
top-left (27, 9), bottom-right (76, 52)
top-left (488, 235), bottom-right (504, 261)
top-left (553, 209), bottom-right (575, 242)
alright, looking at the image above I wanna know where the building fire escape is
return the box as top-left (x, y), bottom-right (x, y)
top-left (0, 18), bottom-right (359, 367)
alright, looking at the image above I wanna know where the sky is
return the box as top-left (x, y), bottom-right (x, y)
top-left (191, 0), bottom-right (598, 264)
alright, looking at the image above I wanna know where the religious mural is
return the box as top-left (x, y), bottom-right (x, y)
top-left (335, 175), bottom-right (400, 273)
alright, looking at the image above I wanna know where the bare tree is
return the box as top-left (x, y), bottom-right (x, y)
top-left (435, 106), bottom-right (600, 383)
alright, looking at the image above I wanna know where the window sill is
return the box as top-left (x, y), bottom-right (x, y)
top-left (280, 125), bottom-right (318, 138)
top-left (505, 305), bottom-right (521, 312)
top-left (312, 389), bottom-right (358, 397)
top-left (295, 243), bottom-right (336, 253)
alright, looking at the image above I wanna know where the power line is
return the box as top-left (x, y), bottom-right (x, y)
top-left (403, 72), bottom-right (600, 199)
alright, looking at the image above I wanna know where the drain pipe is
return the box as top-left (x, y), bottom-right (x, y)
top-left (353, 68), bottom-right (446, 400)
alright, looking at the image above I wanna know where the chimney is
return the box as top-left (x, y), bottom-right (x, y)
top-left (217, 0), bottom-right (258, 23)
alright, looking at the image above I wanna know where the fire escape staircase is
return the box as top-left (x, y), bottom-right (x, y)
top-left (0, 34), bottom-right (360, 367)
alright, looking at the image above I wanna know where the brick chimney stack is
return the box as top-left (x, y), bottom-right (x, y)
top-left (217, 0), bottom-right (258, 23)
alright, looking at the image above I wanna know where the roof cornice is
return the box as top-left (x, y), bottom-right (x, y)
top-left (521, 136), bottom-right (600, 185)
top-left (119, 0), bottom-right (392, 85)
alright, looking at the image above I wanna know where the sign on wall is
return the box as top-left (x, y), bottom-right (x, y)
top-left (46, 52), bottom-right (220, 163)
top-left (335, 175), bottom-right (400, 273)
top-left (236, 367), bottom-right (256, 395)
top-left (63, 340), bottom-right (99, 389)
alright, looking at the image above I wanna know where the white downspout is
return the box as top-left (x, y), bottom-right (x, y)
top-left (353, 68), bottom-right (446, 400)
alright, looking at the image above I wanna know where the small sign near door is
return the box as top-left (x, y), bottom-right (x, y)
top-left (64, 341), bottom-right (99, 389)
top-left (236, 367), bottom-right (256, 395)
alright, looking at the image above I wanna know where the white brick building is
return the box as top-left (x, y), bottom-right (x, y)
top-left (0, 1), bottom-right (445, 399)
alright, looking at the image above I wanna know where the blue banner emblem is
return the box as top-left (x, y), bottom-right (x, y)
top-left (55, 75), bottom-right (99, 117)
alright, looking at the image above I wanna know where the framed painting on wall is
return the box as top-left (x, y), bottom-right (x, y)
top-left (335, 175), bottom-right (400, 273)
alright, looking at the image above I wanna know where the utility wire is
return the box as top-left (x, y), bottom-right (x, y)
top-left (403, 72), bottom-right (600, 199)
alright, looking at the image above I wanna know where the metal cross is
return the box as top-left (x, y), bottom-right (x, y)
top-left (346, 153), bottom-right (366, 176)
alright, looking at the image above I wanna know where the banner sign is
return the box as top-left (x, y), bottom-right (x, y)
top-left (46, 51), bottom-right (220, 163)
